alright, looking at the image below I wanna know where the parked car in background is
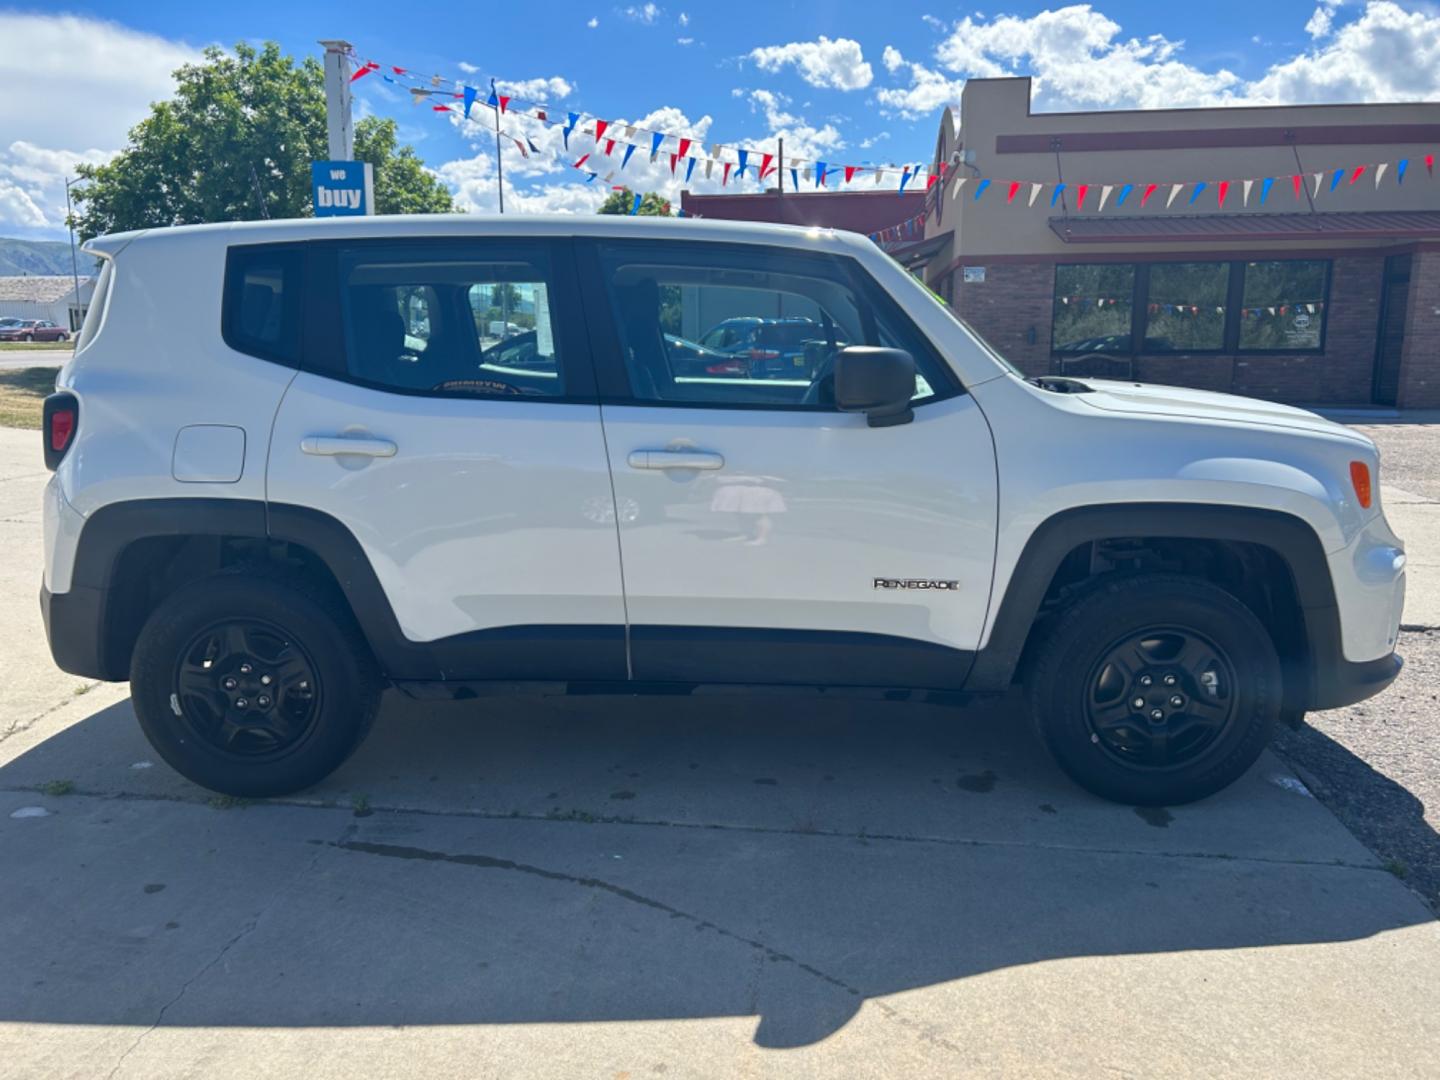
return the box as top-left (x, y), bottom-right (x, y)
top-left (0, 319), bottom-right (69, 343)
top-left (697, 316), bottom-right (842, 379)
top-left (663, 333), bottom-right (749, 378)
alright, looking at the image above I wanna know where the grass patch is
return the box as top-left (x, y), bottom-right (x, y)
top-left (40, 780), bottom-right (75, 797)
top-left (0, 341), bottom-right (72, 351)
top-left (0, 366), bottom-right (57, 429)
top-left (1384, 858), bottom-right (1409, 880)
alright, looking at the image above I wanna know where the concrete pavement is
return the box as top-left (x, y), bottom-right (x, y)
top-left (2, 424), bottom-right (1438, 1077)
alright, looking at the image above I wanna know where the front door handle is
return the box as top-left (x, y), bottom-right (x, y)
top-left (300, 435), bottom-right (398, 458)
top-left (627, 449), bottom-right (725, 471)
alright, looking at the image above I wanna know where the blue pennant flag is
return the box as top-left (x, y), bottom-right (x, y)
top-left (1188, 181), bottom-right (1207, 205)
top-left (737, 149), bottom-right (749, 178)
top-left (1398, 158), bottom-right (1408, 184)
top-left (685, 157), bottom-right (696, 183)
top-left (586, 171), bottom-right (599, 183)
top-left (463, 86), bottom-right (477, 120)
top-left (563, 112), bottom-right (579, 150)
top-left (899, 167), bottom-right (911, 192)
top-left (1329, 168), bottom-right (1344, 192)
top-left (1260, 177), bottom-right (1274, 204)
top-left (527, 138), bottom-right (541, 155)
top-left (630, 193), bottom-right (643, 215)
top-left (1116, 183), bottom-right (1134, 206)
top-left (1050, 183), bottom-right (1066, 207)
top-left (487, 89), bottom-right (499, 109)
top-left (650, 132), bottom-right (664, 157)
top-left (621, 144), bottom-right (636, 169)
top-left (816, 161), bottom-right (827, 187)
top-left (790, 168), bottom-right (798, 191)
top-left (973, 178), bottom-right (991, 200)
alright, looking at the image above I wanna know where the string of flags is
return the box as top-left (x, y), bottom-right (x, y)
top-left (350, 49), bottom-right (1437, 209)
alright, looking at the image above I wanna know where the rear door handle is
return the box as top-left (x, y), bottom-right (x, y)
top-left (627, 449), bottom-right (725, 471)
top-left (300, 436), bottom-right (398, 458)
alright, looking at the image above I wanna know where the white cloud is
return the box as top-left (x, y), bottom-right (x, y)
top-left (748, 36), bottom-right (874, 91)
top-left (882, 45), bottom-right (906, 73)
top-left (876, 1), bottom-right (1440, 115)
top-left (679, 11), bottom-right (690, 25)
top-left (741, 89), bottom-right (845, 162)
top-left (457, 61), bottom-right (480, 74)
top-left (587, 16), bottom-right (599, 28)
top-left (621, 3), bottom-right (663, 23)
top-left (678, 37), bottom-right (695, 46)
top-left (496, 76), bottom-right (574, 103)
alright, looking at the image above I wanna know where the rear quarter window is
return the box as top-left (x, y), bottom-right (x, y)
top-left (222, 244), bottom-right (303, 366)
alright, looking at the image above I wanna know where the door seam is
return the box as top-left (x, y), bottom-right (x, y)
top-left (596, 402), bottom-right (634, 679)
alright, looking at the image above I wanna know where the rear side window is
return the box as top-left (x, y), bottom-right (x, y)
top-left (334, 243), bottom-right (568, 399)
top-left (223, 244), bottom-right (303, 366)
top-left (74, 258), bottom-right (112, 352)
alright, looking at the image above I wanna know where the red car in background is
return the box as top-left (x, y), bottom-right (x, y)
top-left (0, 319), bottom-right (70, 342)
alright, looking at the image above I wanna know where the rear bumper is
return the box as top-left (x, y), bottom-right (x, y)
top-left (1308, 649), bottom-right (1403, 711)
top-left (39, 584), bottom-right (111, 680)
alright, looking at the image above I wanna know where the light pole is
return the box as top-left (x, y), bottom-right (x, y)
top-left (491, 78), bottom-right (505, 214)
top-left (63, 176), bottom-right (83, 331)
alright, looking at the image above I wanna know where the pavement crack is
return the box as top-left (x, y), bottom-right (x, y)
top-left (0, 682), bottom-right (104, 746)
top-left (329, 838), bottom-right (962, 1055)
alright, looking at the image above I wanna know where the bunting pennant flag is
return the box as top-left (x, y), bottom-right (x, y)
top-left (631, 193), bottom-right (642, 215)
top-left (1349, 164), bottom-right (1365, 185)
top-left (898, 167), bottom-right (911, 192)
top-left (1029, 182), bottom-right (1043, 207)
top-left (432, 104), bottom-right (451, 112)
top-left (527, 138), bottom-right (541, 155)
top-left (846, 165), bottom-right (859, 185)
top-left (1116, 183), bottom-right (1133, 207)
top-left (1261, 176), bottom-right (1274, 204)
top-left (973, 178), bottom-right (991, 200)
top-left (1098, 184), bottom-right (1113, 212)
top-left (1242, 179), bottom-right (1252, 207)
top-left (595, 119), bottom-right (608, 143)
top-left (816, 161), bottom-right (827, 187)
top-left (562, 112), bottom-right (579, 149)
top-left (925, 173), bottom-right (937, 191)
top-left (409, 87), bottom-right (431, 105)
top-left (737, 149), bottom-right (749, 178)
top-left (514, 137), bottom-right (528, 158)
top-left (604, 139), bottom-right (615, 156)
top-left (1188, 181), bottom-right (1207, 205)
top-left (1217, 180), bottom-right (1229, 208)
top-left (1050, 183), bottom-right (1066, 207)
top-left (951, 177), bottom-right (967, 200)
top-left (499, 95), bottom-right (510, 114)
top-left (621, 144), bottom-right (635, 169)
top-left (573, 153), bottom-right (590, 169)
top-left (760, 153), bottom-right (774, 179)
top-left (722, 161), bottom-right (732, 185)
top-left (678, 138), bottom-right (691, 159)
top-left (650, 132), bottom-right (664, 159)
top-left (875, 168), bottom-right (885, 185)
top-left (1312, 172), bottom-right (1323, 198)
top-left (1375, 162), bottom-right (1388, 187)
top-left (1292, 174), bottom-right (1303, 200)
top-left (1076, 183), bottom-right (1089, 209)
top-left (1140, 183), bottom-right (1158, 207)
top-left (790, 168), bottom-right (799, 191)
top-left (685, 156), bottom-right (697, 183)
top-left (1329, 168), bottom-right (1344, 192)
top-left (1167, 183), bottom-right (1183, 208)
top-left (670, 152), bottom-right (679, 174)
top-left (487, 89), bottom-right (499, 110)
top-left (1398, 159), bottom-right (1408, 184)
top-left (463, 85), bottom-right (477, 119)
top-left (1427, 153), bottom-right (1435, 176)
top-left (1007, 181), bottom-right (1021, 203)
top-left (351, 61), bottom-right (379, 82)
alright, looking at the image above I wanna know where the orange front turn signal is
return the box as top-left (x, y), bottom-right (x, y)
top-left (1350, 461), bottom-right (1372, 509)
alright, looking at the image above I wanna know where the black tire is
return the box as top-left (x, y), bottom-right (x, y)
top-left (1027, 573), bottom-right (1280, 806)
top-left (130, 571), bottom-right (381, 797)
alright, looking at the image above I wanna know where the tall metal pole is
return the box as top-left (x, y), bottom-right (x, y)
top-left (63, 176), bottom-right (83, 331)
top-left (491, 78), bottom-right (505, 214)
top-left (777, 138), bottom-right (784, 198)
top-left (318, 40), bottom-right (355, 160)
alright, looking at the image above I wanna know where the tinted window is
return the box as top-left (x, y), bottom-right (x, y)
top-left (1143, 262), bottom-right (1230, 352)
top-left (337, 246), bottom-right (564, 398)
top-left (1240, 261), bottom-right (1328, 351)
top-left (597, 243), bottom-right (951, 408)
top-left (1052, 264), bottom-right (1135, 354)
top-left (223, 244), bottom-right (302, 365)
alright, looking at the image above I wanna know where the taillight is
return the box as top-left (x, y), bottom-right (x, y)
top-left (1349, 461), bottom-right (1372, 509)
top-left (42, 392), bottom-right (78, 470)
top-left (748, 348), bottom-right (780, 360)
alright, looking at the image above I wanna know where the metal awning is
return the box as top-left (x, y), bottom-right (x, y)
top-left (885, 231), bottom-right (951, 267)
top-left (1048, 210), bottom-right (1440, 244)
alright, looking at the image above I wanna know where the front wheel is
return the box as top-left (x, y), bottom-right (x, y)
top-left (1027, 574), bottom-right (1280, 805)
top-left (130, 572), bottom-right (381, 797)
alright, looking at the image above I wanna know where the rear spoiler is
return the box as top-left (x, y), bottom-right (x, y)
top-left (81, 229), bottom-right (147, 260)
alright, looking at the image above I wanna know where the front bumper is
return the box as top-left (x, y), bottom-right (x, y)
top-left (1309, 650), bottom-right (1403, 711)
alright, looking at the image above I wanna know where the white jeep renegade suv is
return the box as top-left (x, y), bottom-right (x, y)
top-left (40, 215), bottom-right (1406, 805)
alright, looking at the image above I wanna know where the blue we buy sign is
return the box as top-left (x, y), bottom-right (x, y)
top-left (312, 161), bottom-right (374, 216)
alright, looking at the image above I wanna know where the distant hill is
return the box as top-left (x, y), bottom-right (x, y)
top-left (0, 238), bottom-right (97, 278)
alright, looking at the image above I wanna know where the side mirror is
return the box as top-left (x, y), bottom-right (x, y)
top-left (834, 346), bottom-right (916, 428)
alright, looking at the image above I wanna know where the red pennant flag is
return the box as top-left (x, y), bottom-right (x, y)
top-left (602, 139), bottom-right (614, 156)
top-left (432, 104), bottom-right (451, 112)
top-left (1292, 174), bottom-right (1303, 199)
top-left (839, 166), bottom-right (853, 184)
top-left (499, 95), bottom-right (510, 114)
top-left (391, 66), bottom-right (407, 75)
top-left (514, 138), bottom-right (528, 158)
top-left (1076, 183), bottom-right (1089, 209)
top-left (351, 61), bottom-right (379, 82)
top-left (1426, 154), bottom-right (1435, 176)
top-left (1140, 183), bottom-right (1158, 207)
top-left (594, 120), bottom-right (607, 143)
top-left (723, 162), bottom-right (733, 185)
top-left (678, 138), bottom-right (692, 159)
top-left (670, 153), bottom-right (679, 174)
top-left (925, 173), bottom-right (937, 191)
top-left (1217, 179), bottom-right (1229, 207)
top-left (1349, 165), bottom-right (1365, 184)
top-left (574, 153), bottom-right (590, 168)
top-left (760, 153), bottom-right (773, 178)
top-left (536, 109), bottom-right (547, 122)
top-left (1007, 181), bottom-right (1020, 203)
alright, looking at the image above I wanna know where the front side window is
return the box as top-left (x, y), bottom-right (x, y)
top-left (1143, 262), bottom-right (1230, 352)
top-left (1240, 260), bottom-right (1328, 351)
top-left (1052, 264), bottom-right (1135, 354)
top-left (597, 243), bottom-right (951, 409)
top-left (338, 247), bottom-right (564, 398)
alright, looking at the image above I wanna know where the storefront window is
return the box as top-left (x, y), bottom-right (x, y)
top-left (1239, 261), bottom-right (1328, 351)
top-left (1143, 263), bottom-right (1230, 352)
top-left (1052, 264), bottom-right (1135, 354)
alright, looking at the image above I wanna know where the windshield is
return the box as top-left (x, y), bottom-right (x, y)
top-left (875, 244), bottom-right (1025, 378)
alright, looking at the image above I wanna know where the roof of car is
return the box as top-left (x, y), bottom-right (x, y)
top-left (82, 213), bottom-right (875, 260)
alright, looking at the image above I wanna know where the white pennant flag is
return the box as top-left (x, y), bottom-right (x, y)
top-left (802, 165), bottom-right (813, 183)
top-left (705, 159), bottom-right (714, 179)
top-left (1375, 162), bottom-right (1389, 187)
top-left (1312, 172), bottom-right (1323, 198)
top-left (1242, 179), bottom-right (1253, 207)
top-left (1166, 183), bottom-right (1184, 208)
top-left (709, 143), bottom-right (722, 160)
top-left (1098, 184), bottom-right (1114, 212)
top-left (951, 176), bottom-right (967, 200)
top-left (874, 169), bottom-right (885, 185)
top-left (1029, 182), bottom-right (1043, 207)
top-left (624, 125), bottom-right (636, 140)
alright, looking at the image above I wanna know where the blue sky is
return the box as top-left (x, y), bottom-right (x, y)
top-left (2, 1), bottom-right (1439, 236)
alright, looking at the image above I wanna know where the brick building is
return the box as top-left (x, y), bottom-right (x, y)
top-left (911, 78), bottom-right (1440, 408)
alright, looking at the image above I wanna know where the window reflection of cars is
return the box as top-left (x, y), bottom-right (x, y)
top-left (697, 317), bottom-right (843, 380)
top-left (664, 333), bottom-right (749, 377)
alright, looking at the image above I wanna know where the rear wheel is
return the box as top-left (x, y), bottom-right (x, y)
top-left (1027, 574), bottom-right (1280, 805)
top-left (130, 572), bottom-right (381, 797)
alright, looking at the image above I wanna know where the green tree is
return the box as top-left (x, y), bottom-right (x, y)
top-left (71, 42), bottom-right (451, 240)
top-left (596, 187), bottom-right (672, 216)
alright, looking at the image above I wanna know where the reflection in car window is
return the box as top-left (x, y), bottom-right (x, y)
top-left (597, 244), bottom-right (949, 409)
top-left (336, 247), bottom-right (564, 398)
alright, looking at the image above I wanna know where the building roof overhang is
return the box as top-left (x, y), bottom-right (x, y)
top-left (1048, 210), bottom-right (1440, 244)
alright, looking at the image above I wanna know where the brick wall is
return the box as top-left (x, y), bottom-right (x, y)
top-left (946, 255), bottom-right (1388, 405)
top-left (1397, 250), bottom-right (1440, 409)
